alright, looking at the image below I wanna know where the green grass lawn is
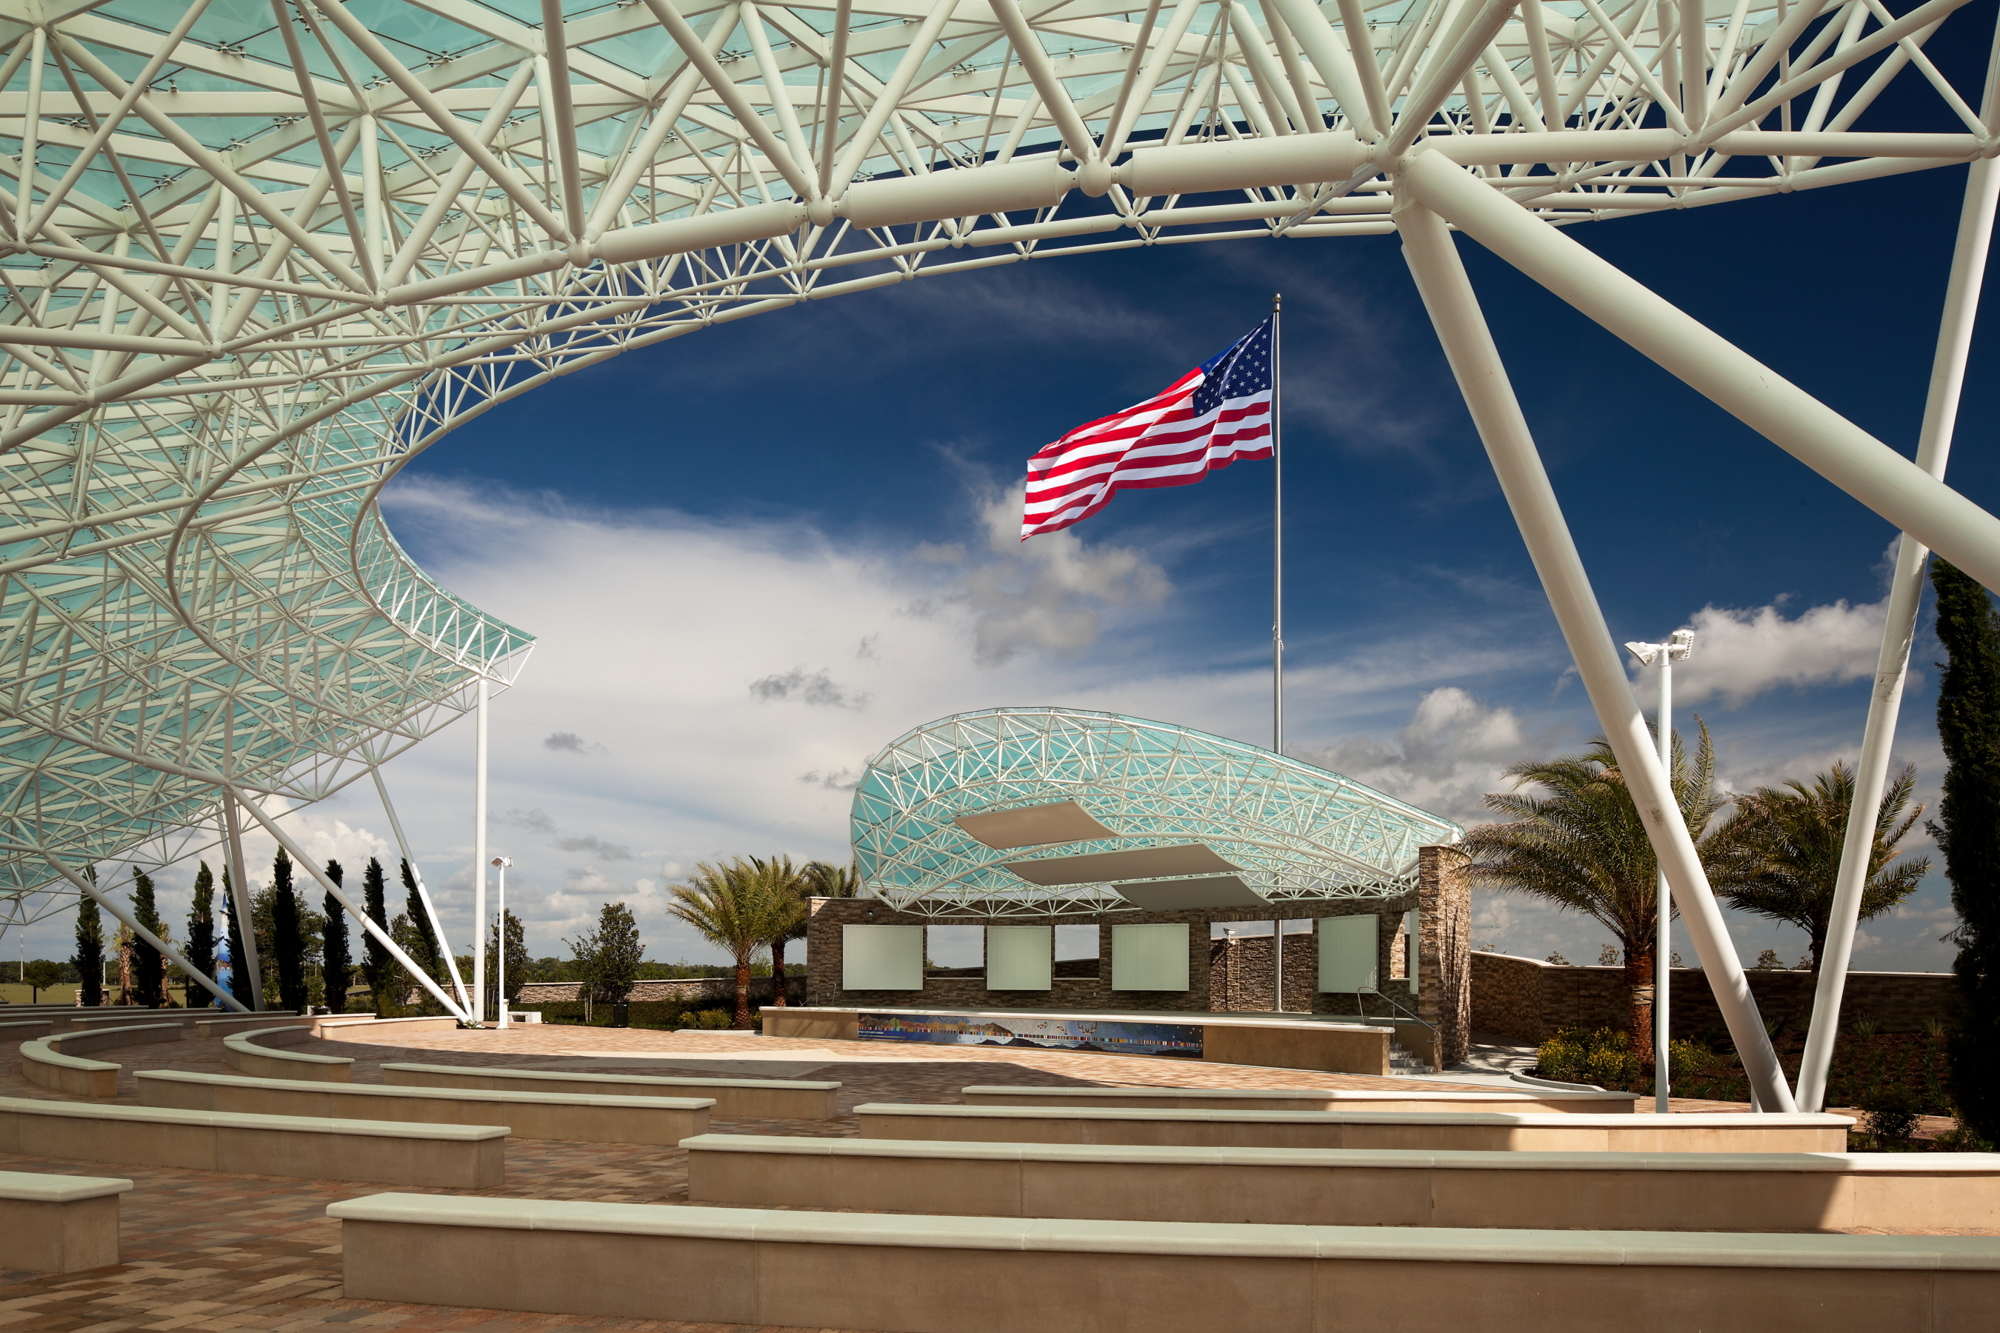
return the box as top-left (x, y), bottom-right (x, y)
top-left (0, 982), bottom-right (209, 1007)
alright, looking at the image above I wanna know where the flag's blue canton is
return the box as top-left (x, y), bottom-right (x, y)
top-left (1192, 316), bottom-right (1274, 417)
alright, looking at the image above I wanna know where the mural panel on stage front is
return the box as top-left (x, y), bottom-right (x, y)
top-left (858, 1012), bottom-right (1202, 1058)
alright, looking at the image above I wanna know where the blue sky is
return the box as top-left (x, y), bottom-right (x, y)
top-left (21, 37), bottom-right (1995, 978)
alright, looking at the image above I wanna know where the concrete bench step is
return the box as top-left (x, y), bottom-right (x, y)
top-left (961, 1084), bottom-right (1639, 1113)
top-left (686, 1133), bottom-right (2000, 1232)
top-left (0, 1169), bottom-right (132, 1273)
top-left (138, 1069), bottom-right (712, 1145)
top-left (325, 1193), bottom-right (2000, 1333)
top-left (0, 1094), bottom-right (504, 1187)
top-left (381, 1062), bottom-right (839, 1119)
top-left (223, 1025), bottom-right (351, 1082)
top-left (856, 1103), bottom-right (1853, 1153)
top-left (21, 1022), bottom-right (186, 1097)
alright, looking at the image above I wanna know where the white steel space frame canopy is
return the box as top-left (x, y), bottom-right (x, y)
top-left (850, 706), bottom-right (1463, 916)
top-left (0, 0), bottom-right (1987, 1101)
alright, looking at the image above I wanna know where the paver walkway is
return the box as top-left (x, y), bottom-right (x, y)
top-left (0, 1018), bottom-right (1920, 1332)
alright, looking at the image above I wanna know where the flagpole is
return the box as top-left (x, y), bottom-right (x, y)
top-left (1272, 292), bottom-right (1284, 755)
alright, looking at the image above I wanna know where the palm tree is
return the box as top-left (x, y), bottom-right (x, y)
top-left (768, 859), bottom-right (861, 1007)
top-left (1464, 724), bottom-right (1726, 1068)
top-left (751, 856), bottom-right (808, 1008)
top-left (1707, 762), bottom-right (1929, 973)
top-left (668, 859), bottom-right (794, 1028)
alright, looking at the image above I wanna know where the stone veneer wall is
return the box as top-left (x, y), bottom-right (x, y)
top-left (1470, 951), bottom-right (1955, 1044)
top-left (804, 844), bottom-right (1467, 1052)
top-left (1207, 934), bottom-right (1323, 1012)
top-left (1414, 845), bottom-right (1471, 1067)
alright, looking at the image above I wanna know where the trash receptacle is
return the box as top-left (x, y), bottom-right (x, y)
top-left (612, 1000), bottom-right (629, 1028)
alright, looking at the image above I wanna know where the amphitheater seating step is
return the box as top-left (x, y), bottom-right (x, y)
top-left (855, 1103), bottom-right (1852, 1153)
top-left (326, 1193), bottom-right (2000, 1333)
top-left (684, 1133), bottom-right (1999, 1231)
top-left (0, 1169), bottom-right (131, 1273)
top-left (380, 1061), bottom-right (839, 1119)
top-left (137, 1069), bottom-right (713, 1144)
top-left (0, 1094), bottom-right (504, 1187)
top-left (960, 1084), bottom-right (1638, 1112)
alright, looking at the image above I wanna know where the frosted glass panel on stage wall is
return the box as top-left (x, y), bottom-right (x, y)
top-left (1318, 915), bottom-right (1379, 993)
top-left (986, 925), bottom-right (1053, 991)
top-left (842, 924), bottom-right (924, 990)
top-left (1111, 923), bottom-right (1189, 991)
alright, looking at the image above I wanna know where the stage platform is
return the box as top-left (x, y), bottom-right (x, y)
top-left (761, 1006), bottom-right (1405, 1076)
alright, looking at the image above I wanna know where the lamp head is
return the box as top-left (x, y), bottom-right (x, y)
top-left (1667, 629), bottom-right (1695, 660)
top-left (491, 856), bottom-right (512, 868)
top-left (1624, 640), bottom-right (1661, 667)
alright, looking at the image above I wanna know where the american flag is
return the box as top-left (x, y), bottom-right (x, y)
top-left (1021, 317), bottom-right (1274, 540)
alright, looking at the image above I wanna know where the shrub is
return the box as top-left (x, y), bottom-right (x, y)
top-left (1859, 1084), bottom-right (1921, 1148)
top-left (1668, 1038), bottom-right (1716, 1080)
top-left (1934, 1121), bottom-right (1994, 1152)
top-left (696, 1009), bottom-right (731, 1028)
top-left (1537, 1027), bottom-right (1637, 1086)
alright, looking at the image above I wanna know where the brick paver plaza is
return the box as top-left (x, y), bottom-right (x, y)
top-left (0, 1021), bottom-right (1957, 1332)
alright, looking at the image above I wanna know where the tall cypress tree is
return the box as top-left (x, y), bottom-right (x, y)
top-left (270, 849), bottom-right (307, 1013)
top-left (361, 857), bottom-right (395, 1016)
top-left (129, 868), bottom-right (166, 1008)
top-left (222, 868), bottom-right (255, 1007)
top-left (1932, 557), bottom-right (2000, 1143)
top-left (187, 862), bottom-right (217, 1008)
top-left (73, 875), bottom-right (103, 1007)
top-left (401, 859), bottom-right (443, 978)
top-left (322, 859), bottom-right (351, 1014)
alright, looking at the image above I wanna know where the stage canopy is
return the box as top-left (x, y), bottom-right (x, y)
top-left (850, 707), bottom-right (1461, 918)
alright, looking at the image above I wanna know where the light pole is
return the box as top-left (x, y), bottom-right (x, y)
top-left (1624, 629), bottom-right (1693, 1114)
top-left (491, 856), bottom-right (512, 1030)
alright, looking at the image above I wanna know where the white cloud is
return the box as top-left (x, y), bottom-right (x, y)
top-left (1654, 599), bottom-right (1886, 708)
top-left (358, 477), bottom-right (1188, 954)
top-left (1298, 687), bottom-right (1531, 828)
top-left (955, 485), bottom-right (1170, 663)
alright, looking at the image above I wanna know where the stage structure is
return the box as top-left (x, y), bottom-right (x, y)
top-left (0, 0), bottom-right (1987, 1090)
top-left (852, 707), bottom-right (1459, 916)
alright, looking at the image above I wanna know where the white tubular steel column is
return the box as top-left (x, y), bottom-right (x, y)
top-left (1396, 198), bottom-right (1796, 1112)
top-left (372, 766), bottom-right (473, 1013)
top-left (219, 794), bottom-right (265, 1010)
top-left (472, 676), bottom-right (489, 1026)
top-left (1401, 148), bottom-right (2000, 596)
top-left (1797, 142), bottom-right (2000, 1109)
top-left (40, 855), bottom-right (251, 1012)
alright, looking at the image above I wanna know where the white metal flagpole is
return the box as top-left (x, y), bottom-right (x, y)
top-left (1272, 291), bottom-right (1284, 757)
top-left (1271, 292), bottom-right (1285, 1016)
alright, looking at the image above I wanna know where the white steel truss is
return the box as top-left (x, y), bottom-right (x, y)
top-left (852, 706), bottom-right (1463, 916)
top-left (0, 0), bottom-right (1988, 1080)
